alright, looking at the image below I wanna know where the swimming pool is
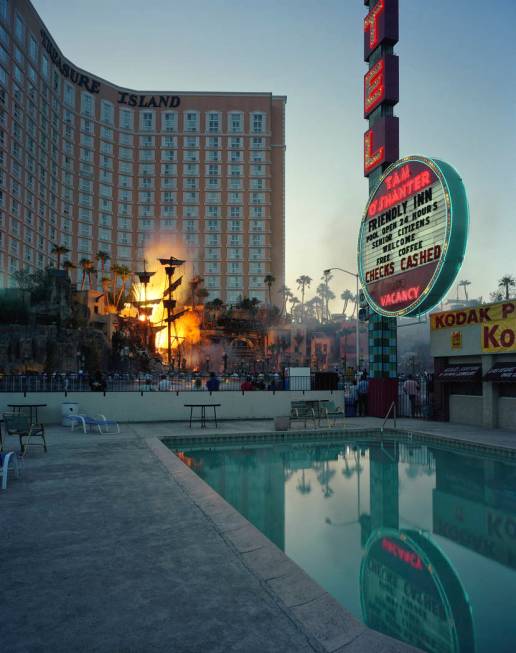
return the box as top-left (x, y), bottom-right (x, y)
top-left (171, 433), bottom-right (516, 653)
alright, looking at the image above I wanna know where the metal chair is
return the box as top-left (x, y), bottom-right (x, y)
top-left (0, 451), bottom-right (21, 490)
top-left (2, 413), bottom-right (47, 455)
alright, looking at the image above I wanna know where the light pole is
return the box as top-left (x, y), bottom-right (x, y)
top-left (323, 267), bottom-right (360, 372)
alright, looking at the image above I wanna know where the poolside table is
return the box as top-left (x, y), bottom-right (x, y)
top-left (184, 403), bottom-right (221, 429)
top-left (7, 403), bottom-right (47, 423)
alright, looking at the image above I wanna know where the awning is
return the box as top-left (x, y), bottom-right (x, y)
top-left (484, 364), bottom-right (516, 382)
top-left (437, 365), bottom-right (481, 382)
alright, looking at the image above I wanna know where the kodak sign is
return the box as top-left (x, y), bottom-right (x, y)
top-left (482, 319), bottom-right (516, 353)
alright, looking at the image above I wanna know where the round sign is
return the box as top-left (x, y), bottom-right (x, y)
top-left (358, 156), bottom-right (469, 317)
top-left (360, 529), bottom-right (475, 653)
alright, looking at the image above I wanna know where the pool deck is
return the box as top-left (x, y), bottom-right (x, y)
top-left (2, 417), bottom-right (515, 652)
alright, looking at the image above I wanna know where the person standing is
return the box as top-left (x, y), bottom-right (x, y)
top-left (357, 373), bottom-right (369, 417)
top-left (403, 374), bottom-right (420, 417)
top-left (206, 372), bottom-right (220, 392)
top-left (158, 374), bottom-right (171, 391)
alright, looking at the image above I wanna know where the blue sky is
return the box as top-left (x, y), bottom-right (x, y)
top-left (35, 0), bottom-right (516, 307)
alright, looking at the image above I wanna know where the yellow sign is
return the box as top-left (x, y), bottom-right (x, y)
top-left (482, 318), bottom-right (516, 353)
top-left (431, 301), bottom-right (516, 330)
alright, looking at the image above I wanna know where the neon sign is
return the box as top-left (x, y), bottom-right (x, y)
top-left (364, 0), bottom-right (399, 61)
top-left (364, 116), bottom-right (399, 176)
top-left (358, 155), bottom-right (469, 318)
top-left (364, 54), bottom-right (399, 118)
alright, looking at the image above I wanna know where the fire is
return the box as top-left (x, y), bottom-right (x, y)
top-left (130, 238), bottom-right (202, 357)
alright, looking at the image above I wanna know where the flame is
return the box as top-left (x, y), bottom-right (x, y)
top-left (130, 238), bottom-right (202, 357)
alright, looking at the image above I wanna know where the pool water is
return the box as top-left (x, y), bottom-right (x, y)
top-left (172, 435), bottom-right (516, 653)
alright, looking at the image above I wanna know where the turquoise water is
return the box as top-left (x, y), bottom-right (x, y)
top-left (172, 435), bottom-right (516, 653)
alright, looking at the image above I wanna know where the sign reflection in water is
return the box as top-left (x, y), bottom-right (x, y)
top-left (174, 439), bottom-right (516, 653)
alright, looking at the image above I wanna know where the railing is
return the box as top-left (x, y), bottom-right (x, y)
top-left (381, 401), bottom-right (397, 433)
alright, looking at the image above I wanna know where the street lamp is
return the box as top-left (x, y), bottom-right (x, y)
top-left (323, 267), bottom-right (360, 373)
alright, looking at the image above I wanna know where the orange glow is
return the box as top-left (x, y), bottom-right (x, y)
top-left (131, 238), bottom-right (202, 355)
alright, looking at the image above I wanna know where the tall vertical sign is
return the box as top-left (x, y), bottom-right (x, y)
top-left (363, 0), bottom-right (399, 379)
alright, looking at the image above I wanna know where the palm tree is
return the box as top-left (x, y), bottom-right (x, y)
top-left (62, 260), bottom-right (76, 279)
top-left (51, 244), bottom-right (70, 270)
top-left (296, 275), bottom-right (312, 320)
top-left (290, 296), bottom-right (300, 322)
top-left (317, 282), bottom-right (335, 322)
top-left (459, 279), bottom-right (471, 301)
top-left (110, 263), bottom-right (122, 305)
top-left (96, 250), bottom-right (111, 276)
top-left (264, 274), bottom-right (276, 305)
top-left (116, 265), bottom-right (132, 309)
top-left (100, 276), bottom-right (111, 308)
top-left (498, 275), bottom-right (515, 301)
top-left (79, 258), bottom-right (94, 290)
top-left (340, 289), bottom-right (354, 315)
top-left (277, 285), bottom-right (292, 316)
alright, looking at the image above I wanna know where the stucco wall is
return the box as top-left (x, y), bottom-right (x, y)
top-left (0, 390), bottom-right (344, 425)
top-left (449, 394), bottom-right (483, 426)
top-left (497, 397), bottom-right (516, 430)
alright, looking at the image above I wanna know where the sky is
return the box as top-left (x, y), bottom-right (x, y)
top-left (34, 0), bottom-right (516, 310)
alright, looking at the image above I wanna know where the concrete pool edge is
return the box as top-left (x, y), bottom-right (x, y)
top-left (146, 435), bottom-right (421, 653)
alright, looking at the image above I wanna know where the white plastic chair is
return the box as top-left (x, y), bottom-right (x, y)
top-left (1, 451), bottom-right (21, 490)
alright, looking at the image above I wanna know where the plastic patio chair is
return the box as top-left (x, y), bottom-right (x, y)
top-left (2, 413), bottom-right (47, 455)
top-left (0, 451), bottom-right (21, 490)
top-left (69, 414), bottom-right (120, 434)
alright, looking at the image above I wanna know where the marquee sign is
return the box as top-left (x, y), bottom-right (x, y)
top-left (360, 529), bottom-right (474, 653)
top-left (358, 155), bottom-right (469, 318)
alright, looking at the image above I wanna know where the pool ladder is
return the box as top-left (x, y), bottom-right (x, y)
top-left (381, 401), bottom-right (397, 433)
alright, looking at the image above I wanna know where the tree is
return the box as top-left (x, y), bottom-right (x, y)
top-left (316, 282), bottom-right (335, 322)
top-left (96, 250), bottom-right (111, 277)
top-left (296, 275), bottom-right (312, 320)
top-left (277, 285), bottom-right (292, 317)
top-left (498, 275), bottom-right (515, 301)
top-left (116, 265), bottom-right (132, 309)
top-left (459, 279), bottom-right (471, 301)
top-left (79, 258), bottom-right (94, 290)
top-left (340, 289), bottom-right (354, 315)
top-left (62, 260), bottom-right (76, 278)
top-left (51, 244), bottom-right (70, 270)
top-left (264, 274), bottom-right (276, 305)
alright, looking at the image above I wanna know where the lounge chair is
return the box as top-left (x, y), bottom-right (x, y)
top-left (2, 413), bottom-right (47, 455)
top-left (0, 451), bottom-right (21, 490)
top-left (289, 401), bottom-right (318, 429)
top-left (320, 401), bottom-right (345, 427)
top-left (68, 414), bottom-right (120, 434)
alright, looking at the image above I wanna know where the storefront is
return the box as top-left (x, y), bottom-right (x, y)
top-left (430, 300), bottom-right (516, 428)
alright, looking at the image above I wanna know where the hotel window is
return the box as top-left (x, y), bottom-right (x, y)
top-left (227, 276), bottom-right (243, 289)
top-left (184, 219), bottom-right (198, 233)
top-left (162, 111), bottom-right (177, 132)
top-left (27, 65), bottom-right (36, 84)
top-left (139, 149), bottom-right (154, 162)
top-left (161, 150), bottom-right (176, 162)
top-left (140, 110), bottom-right (154, 131)
top-left (118, 175), bottom-right (132, 189)
top-left (206, 192), bottom-right (220, 204)
top-left (161, 135), bottom-right (176, 148)
top-left (100, 198), bottom-right (112, 212)
top-left (100, 141), bottom-right (113, 155)
top-left (41, 55), bottom-right (49, 79)
top-left (79, 207), bottom-right (92, 222)
top-left (0, 44), bottom-right (7, 64)
top-left (162, 177), bottom-right (176, 189)
top-left (139, 163), bottom-right (154, 176)
top-left (101, 101), bottom-right (114, 125)
top-left (228, 234), bottom-right (243, 247)
top-left (229, 150), bottom-right (242, 162)
top-left (120, 132), bottom-right (133, 146)
top-left (117, 246), bottom-right (130, 259)
top-left (251, 164), bottom-right (265, 176)
top-left (184, 163), bottom-right (199, 175)
top-left (138, 218), bottom-right (154, 230)
top-left (207, 219), bottom-right (220, 232)
top-left (251, 192), bottom-right (265, 204)
top-left (100, 170), bottom-right (113, 185)
top-left (228, 112), bottom-right (243, 133)
top-left (0, 0), bottom-right (8, 22)
top-left (184, 178), bottom-right (198, 190)
top-left (229, 178), bottom-right (242, 191)
top-left (206, 136), bottom-right (221, 149)
top-left (251, 136), bottom-right (265, 149)
top-left (251, 220), bottom-right (265, 232)
top-left (251, 149), bottom-right (265, 163)
top-left (206, 150), bottom-right (221, 162)
top-left (79, 223), bottom-right (92, 237)
top-left (161, 205), bottom-right (176, 218)
top-left (251, 178), bottom-right (264, 190)
top-left (14, 13), bottom-right (24, 43)
top-left (184, 112), bottom-right (199, 132)
top-left (230, 206), bottom-right (241, 218)
top-left (229, 220), bottom-right (242, 232)
top-left (160, 218), bottom-right (176, 230)
top-left (185, 233), bottom-right (198, 246)
top-left (80, 148), bottom-right (93, 162)
top-left (206, 164), bottom-right (220, 177)
top-left (13, 65), bottom-right (23, 84)
top-left (227, 248), bottom-right (242, 261)
top-left (184, 135), bottom-right (199, 148)
top-left (251, 112), bottom-right (265, 133)
top-left (228, 262), bottom-right (242, 274)
top-left (0, 24), bottom-right (7, 46)
top-left (100, 213), bottom-right (112, 227)
top-left (207, 177), bottom-right (220, 190)
top-left (80, 133), bottom-right (93, 148)
top-left (101, 126), bottom-right (113, 141)
top-left (99, 184), bottom-right (112, 198)
top-left (206, 262), bottom-right (220, 273)
top-left (228, 192), bottom-right (242, 204)
top-left (29, 34), bottom-right (37, 60)
top-left (81, 118), bottom-right (94, 134)
top-left (205, 247), bottom-right (220, 261)
top-left (117, 231), bottom-right (131, 245)
top-left (79, 178), bottom-right (93, 193)
top-left (81, 93), bottom-right (94, 117)
top-left (184, 206), bottom-right (199, 218)
top-left (98, 228), bottom-right (111, 242)
top-left (229, 165), bottom-right (243, 177)
top-left (64, 84), bottom-right (75, 109)
top-left (0, 64), bottom-right (6, 86)
top-left (207, 111), bottom-right (220, 133)
top-left (229, 136), bottom-right (242, 149)
top-left (161, 191), bottom-right (176, 203)
top-left (139, 191), bottom-right (154, 203)
top-left (100, 155), bottom-right (113, 170)
top-left (251, 234), bottom-right (265, 246)
top-left (184, 150), bottom-right (199, 162)
top-left (139, 135), bottom-right (154, 147)
top-left (119, 161), bottom-right (132, 174)
top-left (206, 234), bottom-right (220, 246)
top-left (183, 191), bottom-right (199, 204)
top-left (119, 109), bottom-right (133, 130)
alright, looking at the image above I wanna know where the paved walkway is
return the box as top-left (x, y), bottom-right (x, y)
top-left (2, 417), bottom-right (515, 652)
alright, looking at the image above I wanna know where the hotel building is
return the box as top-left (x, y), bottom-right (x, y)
top-left (0, 0), bottom-right (286, 303)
